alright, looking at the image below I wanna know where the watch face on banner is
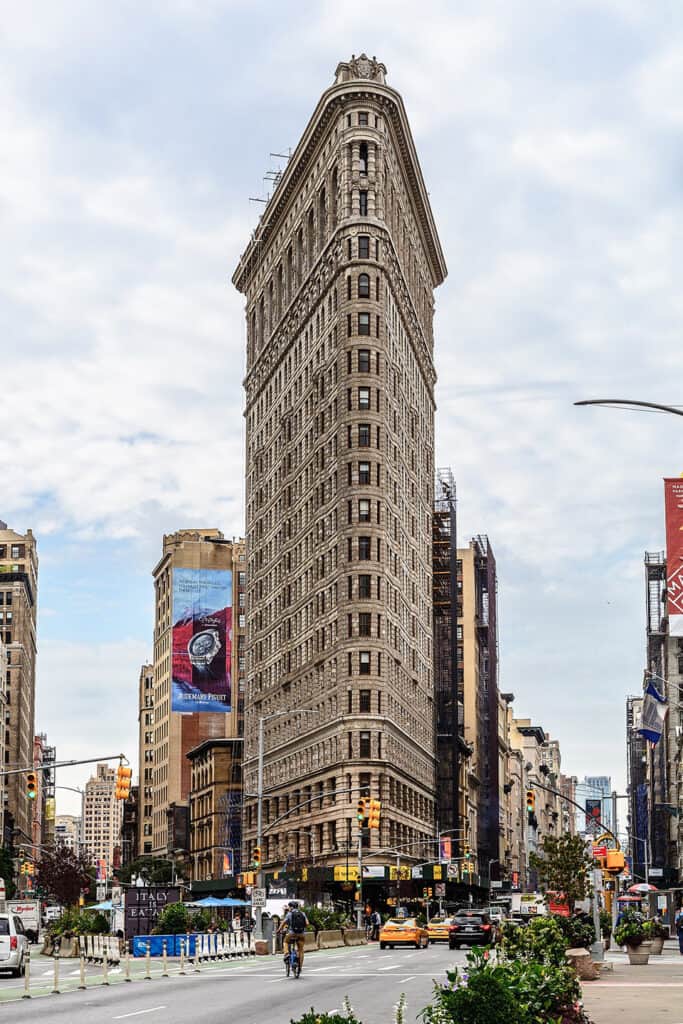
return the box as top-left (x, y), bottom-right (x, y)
top-left (171, 567), bottom-right (232, 713)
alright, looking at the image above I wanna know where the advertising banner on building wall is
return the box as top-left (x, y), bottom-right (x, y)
top-left (664, 478), bottom-right (683, 636)
top-left (171, 568), bottom-right (232, 713)
top-left (585, 799), bottom-right (602, 832)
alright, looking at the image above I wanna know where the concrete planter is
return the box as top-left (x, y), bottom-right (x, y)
top-left (343, 929), bottom-right (367, 947)
top-left (627, 941), bottom-right (652, 965)
top-left (650, 936), bottom-right (664, 955)
top-left (317, 929), bottom-right (345, 950)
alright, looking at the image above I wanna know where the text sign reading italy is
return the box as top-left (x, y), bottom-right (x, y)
top-left (665, 478), bottom-right (683, 637)
top-left (171, 568), bottom-right (232, 713)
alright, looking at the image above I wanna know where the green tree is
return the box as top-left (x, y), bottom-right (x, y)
top-left (529, 833), bottom-right (593, 913)
top-left (116, 857), bottom-right (172, 885)
top-left (35, 844), bottom-right (92, 907)
top-left (0, 848), bottom-right (17, 899)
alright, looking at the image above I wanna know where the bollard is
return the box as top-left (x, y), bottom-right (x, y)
top-left (144, 944), bottom-right (152, 980)
top-left (52, 955), bottom-right (60, 995)
top-left (22, 948), bottom-right (31, 999)
top-left (78, 954), bottom-right (86, 990)
top-left (193, 937), bottom-right (201, 973)
top-left (124, 949), bottom-right (132, 982)
top-left (179, 938), bottom-right (186, 976)
top-left (162, 940), bottom-right (168, 977)
top-left (102, 953), bottom-right (109, 986)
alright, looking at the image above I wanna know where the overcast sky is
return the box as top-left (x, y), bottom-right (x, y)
top-left (3, 0), bottom-right (682, 823)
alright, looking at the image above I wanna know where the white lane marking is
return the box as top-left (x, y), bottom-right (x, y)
top-left (378, 964), bottom-right (399, 970)
top-left (113, 1008), bottom-right (166, 1021)
top-left (307, 966), bottom-right (339, 972)
top-left (399, 976), bottom-right (416, 982)
top-left (266, 977), bottom-right (286, 984)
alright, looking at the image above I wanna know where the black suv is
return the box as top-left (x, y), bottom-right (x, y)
top-left (448, 911), bottom-right (495, 949)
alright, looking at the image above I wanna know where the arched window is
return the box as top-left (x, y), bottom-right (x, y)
top-left (319, 188), bottom-right (326, 249)
top-left (358, 273), bottom-right (370, 298)
top-left (359, 142), bottom-right (368, 175)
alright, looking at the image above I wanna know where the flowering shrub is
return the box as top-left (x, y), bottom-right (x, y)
top-left (614, 912), bottom-right (653, 948)
top-left (290, 996), bottom-right (361, 1024)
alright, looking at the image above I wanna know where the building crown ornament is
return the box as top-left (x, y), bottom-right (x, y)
top-left (334, 53), bottom-right (387, 85)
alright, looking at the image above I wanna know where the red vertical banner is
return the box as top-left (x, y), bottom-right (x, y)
top-left (665, 478), bottom-right (683, 636)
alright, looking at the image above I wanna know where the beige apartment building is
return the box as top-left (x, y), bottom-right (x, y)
top-left (0, 522), bottom-right (38, 846)
top-left (82, 763), bottom-right (123, 875)
top-left (233, 55), bottom-right (447, 868)
top-left (55, 814), bottom-right (81, 850)
top-left (456, 537), bottom-right (500, 882)
top-left (150, 531), bottom-right (246, 857)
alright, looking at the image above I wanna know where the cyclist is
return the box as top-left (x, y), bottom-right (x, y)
top-left (280, 901), bottom-right (309, 974)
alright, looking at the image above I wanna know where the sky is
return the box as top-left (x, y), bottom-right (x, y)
top-left (3, 0), bottom-right (683, 821)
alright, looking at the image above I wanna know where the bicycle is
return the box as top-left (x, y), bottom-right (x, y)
top-left (284, 937), bottom-right (301, 979)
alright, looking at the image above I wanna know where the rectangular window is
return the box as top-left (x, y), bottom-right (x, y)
top-left (358, 424), bottom-right (370, 447)
top-left (375, 239), bottom-right (380, 259)
top-left (358, 349), bottom-right (370, 372)
top-left (358, 386), bottom-right (370, 410)
top-left (358, 612), bottom-right (371, 636)
top-left (359, 651), bottom-right (371, 675)
top-left (10, 546), bottom-right (20, 559)
top-left (359, 191), bottom-right (368, 216)
top-left (348, 690), bottom-right (353, 714)
top-left (358, 112), bottom-right (369, 126)
top-left (358, 313), bottom-right (370, 335)
top-left (359, 690), bottom-right (371, 713)
top-left (358, 236), bottom-right (370, 259)
top-left (358, 536), bottom-right (371, 560)
top-left (238, 571), bottom-right (246, 585)
top-left (358, 461), bottom-right (370, 484)
top-left (358, 499), bottom-right (371, 523)
top-left (358, 574), bottom-right (371, 598)
top-left (359, 731), bottom-right (371, 758)
top-left (347, 576), bottom-right (353, 599)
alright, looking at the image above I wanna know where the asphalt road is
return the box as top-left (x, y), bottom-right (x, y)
top-left (0, 942), bottom-right (467, 1023)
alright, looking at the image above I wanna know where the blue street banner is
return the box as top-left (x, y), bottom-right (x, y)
top-left (171, 568), bottom-right (232, 713)
top-left (638, 680), bottom-right (667, 743)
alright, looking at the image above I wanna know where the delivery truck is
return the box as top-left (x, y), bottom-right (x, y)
top-left (8, 899), bottom-right (41, 942)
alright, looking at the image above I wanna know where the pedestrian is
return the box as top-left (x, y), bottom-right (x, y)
top-left (675, 907), bottom-right (683, 955)
top-left (370, 908), bottom-right (381, 941)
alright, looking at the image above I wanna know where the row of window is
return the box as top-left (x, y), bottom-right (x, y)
top-left (347, 386), bottom-right (379, 411)
top-left (346, 273), bottom-right (378, 300)
top-left (0, 593), bottom-right (12, 606)
top-left (0, 545), bottom-right (24, 559)
top-left (347, 348), bottom-right (380, 374)
top-left (346, 536), bottom-right (381, 561)
top-left (347, 235), bottom-right (380, 261)
top-left (346, 423), bottom-right (380, 448)
top-left (348, 689), bottom-right (381, 715)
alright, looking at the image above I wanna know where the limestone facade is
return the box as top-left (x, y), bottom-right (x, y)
top-left (233, 56), bottom-right (447, 867)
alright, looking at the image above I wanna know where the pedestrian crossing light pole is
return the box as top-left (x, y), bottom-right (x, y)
top-left (356, 798), bottom-right (368, 929)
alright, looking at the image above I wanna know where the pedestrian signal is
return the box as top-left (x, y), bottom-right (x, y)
top-left (26, 771), bottom-right (37, 800)
top-left (115, 765), bottom-right (132, 800)
top-left (357, 797), bottom-right (368, 822)
top-left (368, 799), bottom-right (381, 829)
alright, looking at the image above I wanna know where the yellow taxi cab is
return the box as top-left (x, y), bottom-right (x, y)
top-left (379, 917), bottom-right (429, 949)
top-left (427, 917), bottom-right (453, 944)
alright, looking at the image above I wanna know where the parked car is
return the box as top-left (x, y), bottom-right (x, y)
top-left (427, 917), bottom-right (453, 943)
top-left (0, 914), bottom-right (29, 976)
top-left (380, 917), bottom-right (429, 949)
top-left (448, 911), bottom-right (495, 949)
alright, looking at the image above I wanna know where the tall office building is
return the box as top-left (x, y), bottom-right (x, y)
top-left (137, 663), bottom-right (155, 857)
top-left (233, 55), bottom-right (447, 868)
top-left (82, 763), bottom-right (123, 875)
top-left (150, 531), bottom-right (246, 857)
top-left (54, 814), bottom-right (81, 851)
top-left (0, 522), bottom-right (38, 846)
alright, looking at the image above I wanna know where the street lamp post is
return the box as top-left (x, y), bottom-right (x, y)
top-left (255, 708), bottom-right (317, 940)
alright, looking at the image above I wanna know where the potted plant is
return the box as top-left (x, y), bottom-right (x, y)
top-left (599, 910), bottom-right (612, 950)
top-left (614, 913), bottom-right (653, 964)
top-left (649, 918), bottom-right (668, 955)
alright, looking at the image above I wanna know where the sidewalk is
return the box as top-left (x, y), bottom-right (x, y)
top-left (581, 940), bottom-right (683, 1024)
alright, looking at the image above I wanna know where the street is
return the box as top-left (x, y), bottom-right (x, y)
top-left (0, 942), bottom-right (464, 1023)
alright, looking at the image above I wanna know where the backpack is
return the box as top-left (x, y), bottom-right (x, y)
top-left (289, 909), bottom-right (306, 934)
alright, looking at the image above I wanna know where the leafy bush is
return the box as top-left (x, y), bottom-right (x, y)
top-left (47, 907), bottom-right (110, 937)
top-left (153, 902), bottom-right (191, 935)
top-left (599, 910), bottom-right (612, 939)
top-left (614, 912), bottom-right (653, 948)
top-left (302, 905), bottom-right (346, 933)
top-left (557, 914), bottom-right (597, 950)
top-left (290, 996), bottom-right (360, 1023)
top-left (499, 914), bottom-right (569, 966)
top-left (420, 960), bottom-right (526, 1024)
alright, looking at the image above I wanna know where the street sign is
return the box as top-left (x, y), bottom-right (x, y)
top-left (649, 867), bottom-right (664, 877)
top-left (434, 883), bottom-right (445, 897)
top-left (251, 887), bottom-right (266, 908)
top-left (592, 846), bottom-right (607, 858)
top-left (111, 885), bottom-right (122, 908)
top-left (447, 862), bottom-right (459, 880)
top-left (96, 884), bottom-right (106, 902)
top-left (491, 880), bottom-right (503, 889)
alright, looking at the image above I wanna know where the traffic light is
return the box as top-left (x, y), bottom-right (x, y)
top-left (422, 887), bottom-right (433, 898)
top-left (357, 797), bottom-right (368, 822)
top-left (463, 843), bottom-right (471, 860)
top-left (605, 850), bottom-right (625, 875)
top-left (26, 771), bottom-right (37, 800)
top-left (526, 790), bottom-right (535, 813)
top-left (253, 846), bottom-right (261, 870)
top-left (115, 765), bottom-right (132, 800)
top-left (368, 799), bottom-right (381, 829)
